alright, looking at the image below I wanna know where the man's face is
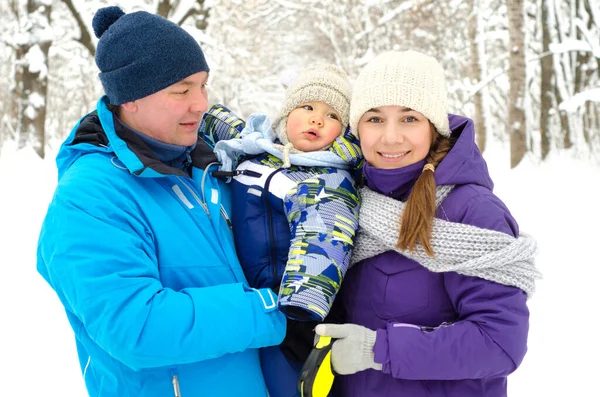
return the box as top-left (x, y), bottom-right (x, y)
top-left (120, 71), bottom-right (209, 146)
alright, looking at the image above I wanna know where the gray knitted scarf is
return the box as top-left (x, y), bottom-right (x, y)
top-left (352, 186), bottom-right (541, 298)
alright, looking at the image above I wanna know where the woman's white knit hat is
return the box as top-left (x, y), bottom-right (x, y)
top-left (274, 63), bottom-right (351, 146)
top-left (349, 50), bottom-right (450, 138)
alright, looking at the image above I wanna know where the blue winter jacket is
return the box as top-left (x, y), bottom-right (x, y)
top-left (36, 97), bottom-right (286, 397)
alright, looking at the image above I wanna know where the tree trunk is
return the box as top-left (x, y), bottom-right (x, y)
top-left (13, 0), bottom-right (52, 158)
top-left (554, 85), bottom-right (573, 148)
top-left (468, 0), bottom-right (486, 151)
top-left (540, 0), bottom-right (553, 159)
top-left (507, 0), bottom-right (527, 168)
top-left (156, 0), bottom-right (172, 18)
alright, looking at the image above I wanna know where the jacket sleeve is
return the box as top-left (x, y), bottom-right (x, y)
top-left (199, 104), bottom-right (246, 147)
top-left (37, 169), bottom-right (285, 371)
top-left (278, 169), bottom-right (360, 322)
top-left (373, 192), bottom-right (530, 380)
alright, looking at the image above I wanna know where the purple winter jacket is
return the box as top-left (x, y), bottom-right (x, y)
top-left (335, 115), bottom-right (529, 397)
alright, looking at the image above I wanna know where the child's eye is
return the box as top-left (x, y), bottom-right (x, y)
top-left (328, 113), bottom-right (340, 121)
top-left (301, 104), bottom-right (314, 111)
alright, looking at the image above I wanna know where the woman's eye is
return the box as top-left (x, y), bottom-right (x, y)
top-left (404, 116), bottom-right (417, 122)
top-left (367, 116), bottom-right (382, 123)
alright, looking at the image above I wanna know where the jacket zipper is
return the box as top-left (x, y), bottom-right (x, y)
top-left (263, 168), bottom-right (284, 289)
top-left (220, 205), bottom-right (232, 230)
top-left (212, 169), bottom-right (262, 178)
top-left (177, 175), bottom-right (231, 228)
top-left (172, 375), bottom-right (181, 397)
top-left (176, 176), bottom-right (210, 217)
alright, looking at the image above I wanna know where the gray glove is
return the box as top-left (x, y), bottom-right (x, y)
top-left (315, 323), bottom-right (383, 375)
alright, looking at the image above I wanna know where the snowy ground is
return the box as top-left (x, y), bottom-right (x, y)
top-left (1, 145), bottom-right (599, 396)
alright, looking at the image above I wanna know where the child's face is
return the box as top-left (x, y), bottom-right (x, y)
top-left (286, 101), bottom-right (343, 152)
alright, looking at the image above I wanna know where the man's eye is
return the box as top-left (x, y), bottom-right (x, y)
top-left (176, 89), bottom-right (189, 95)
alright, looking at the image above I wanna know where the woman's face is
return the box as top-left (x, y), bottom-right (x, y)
top-left (358, 106), bottom-right (433, 169)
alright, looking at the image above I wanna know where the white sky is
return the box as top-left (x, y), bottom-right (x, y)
top-left (1, 143), bottom-right (599, 396)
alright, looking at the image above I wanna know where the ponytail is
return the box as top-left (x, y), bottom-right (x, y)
top-left (396, 129), bottom-right (452, 257)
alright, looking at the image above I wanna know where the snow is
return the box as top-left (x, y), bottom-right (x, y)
top-left (574, 18), bottom-right (600, 58)
top-left (559, 87), bottom-right (600, 113)
top-left (0, 148), bottom-right (86, 396)
top-left (1, 144), bottom-right (599, 396)
top-left (25, 44), bottom-right (48, 79)
top-left (549, 39), bottom-right (596, 56)
top-left (24, 104), bottom-right (37, 120)
top-left (28, 92), bottom-right (46, 109)
top-left (378, 2), bottom-right (415, 24)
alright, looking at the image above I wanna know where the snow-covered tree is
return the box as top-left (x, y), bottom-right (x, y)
top-left (0, 0), bottom-right (598, 161)
top-left (4, 0), bottom-right (53, 158)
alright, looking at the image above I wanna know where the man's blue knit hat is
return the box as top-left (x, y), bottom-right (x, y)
top-left (92, 6), bottom-right (209, 105)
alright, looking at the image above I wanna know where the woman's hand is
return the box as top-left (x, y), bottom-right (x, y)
top-left (315, 323), bottom-right (382, 375)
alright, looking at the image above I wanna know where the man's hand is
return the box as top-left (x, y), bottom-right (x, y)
top-left (315, 323), bottom-right (382, 375)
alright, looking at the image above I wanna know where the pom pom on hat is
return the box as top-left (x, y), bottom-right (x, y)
top-left (92, 6), bottom-right (125, 38)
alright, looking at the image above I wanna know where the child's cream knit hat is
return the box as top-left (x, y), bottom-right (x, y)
top-left (349, 50), bottom-right (450, 138)
top-left (274, 63), bottom-right (351, 146)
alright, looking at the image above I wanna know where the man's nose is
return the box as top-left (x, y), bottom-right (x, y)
top-left (190, 91), bottom-right (208, 113)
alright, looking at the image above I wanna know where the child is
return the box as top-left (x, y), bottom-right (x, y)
top-left (211, 64), bottom-right (362, 397)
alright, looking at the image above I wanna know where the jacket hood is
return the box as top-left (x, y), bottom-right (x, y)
top-left (56, 108), bottom-right (112, 181)
top-left (434, 114), bottom-right (493, 190)
top-left (326, 124), bottom-right (364, 170)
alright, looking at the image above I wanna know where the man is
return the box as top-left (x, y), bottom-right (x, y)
top-left (36, 6), bottom-right (285, 397)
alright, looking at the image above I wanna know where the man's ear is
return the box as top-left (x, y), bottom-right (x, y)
top-left (121, 101), bottom-right (138, 113)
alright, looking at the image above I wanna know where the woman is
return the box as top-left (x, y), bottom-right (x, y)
top-left (316, 50), bottom-right (540, 396)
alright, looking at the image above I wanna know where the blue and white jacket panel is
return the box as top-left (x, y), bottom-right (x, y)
top-left (208, 108), bottom-right (363, 322)
top-left (36, 96), bottom-right (285, 397)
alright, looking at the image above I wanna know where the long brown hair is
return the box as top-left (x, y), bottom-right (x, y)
top-left (396, 127), bottom-right (452, 257)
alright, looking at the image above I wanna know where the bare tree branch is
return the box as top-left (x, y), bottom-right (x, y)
top-left (61, 0), bottom-right (95, 56)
